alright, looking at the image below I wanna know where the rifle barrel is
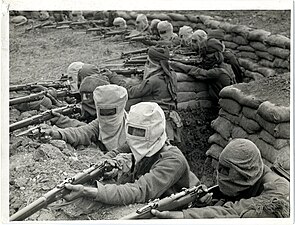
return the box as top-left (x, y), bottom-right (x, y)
top-left (10, 163), bottom-right (105, 221)
top-left (9, 105), bottom-right (79, 132)
top-left (9, 91), bottom-right (46, 106)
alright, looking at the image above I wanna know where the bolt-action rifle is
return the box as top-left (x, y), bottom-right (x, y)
top-left (103, 68), bottom-right (144, 77)
top-left (9, 157), bottom-right (125, 221)
top-left (271, 162), bottom-right (290, 181)
top-left (103, 48), bottom-right (149, 63)
top-left (9, 104), bottom-right (81, 133)
top-left (120, 184), bottom-right (218, 219)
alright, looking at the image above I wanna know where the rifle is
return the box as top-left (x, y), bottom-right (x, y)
top-left (120, 184), bottom-right (218, 219)
top-left (271, 162), bottom-right (290, 181)
top-left (26, 21), bottom-right (55, 31)
top-left (103, 48), bottom-right (149, 63)
top-left (101, 58), bottom-right (146, 69)
top-left (120, 36), bottom-right (159, 45)
top-left (170, 56), bottom-right (203, 66)
top-left (86, 27), bottom-right (110, 34)
top-left (9, 160), bottom-right (114, 221)
top-left (10, 81), bottom-right (68, 92)
top-left (9, 104), bottom-right (81, 132)
top-left (106, 68), bottom-right (144, 77)
top-left (9, 91), bottom-right (46, 106)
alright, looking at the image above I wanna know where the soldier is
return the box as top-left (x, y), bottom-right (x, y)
top-left (135, 14), bottom-right (149, 33)
top-left (157, 21), bottom-right (178, 41)
top-left (178, 25), bottom-right (193, 47)
top-left (62, 102), bottom-right (203, 205)
top-left (150, 18), bottom-right (161, 38)
top-left (171, 38), bottom-right (236, 104)
top-left (152, 138), bottom-right (290, 218)
top-left (190, 29), bottom-right (208, 57)
top-left (106, 46), bottom-right (182, 144)
top-left (43, 84), bottom-right (128, 152)
top-left (112, 17), bottom-right (127, 30)
top-left (66, 61), bottom-right (85, 92)
top-left (51, 75), bottom-right (109, 128)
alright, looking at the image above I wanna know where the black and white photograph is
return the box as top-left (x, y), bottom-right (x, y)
top-left (1, 0), bottom-right (292, 224)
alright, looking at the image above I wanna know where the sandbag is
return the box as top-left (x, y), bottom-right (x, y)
top-left (249, 41), bottom-right (268, 51)
top-left (255, 114), bottom-right (290, 139)
top-left (273, 58), bottom-right (290, 69)
top-left (231, 125), bottom-right (248, 139)
top-left (232, 35), bottom-right (249, 45)
top-left (147, 13), bottom-right (171, 21)
top-left (274, 145), bottom-right (290, 170)
top-left (242, 106), bottom-right (257, 120)
top-left (255, 51), bottom-right (275, 61)
top-left (176, 72), bottom-right (195, 82)
top-left (198, 15), bottom-right (214, 23)
top-left (219, 108), bottom-right (240, 125)
top-left (204, 20), bottom-right (221, 29)
top-left (167, 13), bottom-right (187, 21)
top-left (205, 144), bottom-right (224, 160)
top-left (248, 29), bottom-right (271, 42)
top-left (244, 70), bottom-right (265, 81)
top-left (253, 67), bottom-right (275, 77)
top-left (224, 34), bottom-right (233, 42)
top-left (250, 138), bottom-right (280, 164)
top-left (218, 22), bottom-right (235, 33)
top-left (258, 59), bottom-right (274, 68)
top-left (265, 34), bottom-right (290, 49)
top-left (231, 25), bottom-right (251, 38)
top-left (171, 21), bottom-right (188, 28)
top-left (191, 23), bottom-right (206, 30)
top-left (196, 100), bottom-right (213, 108)
top-left (223, 41), bottom-right (238, 49)
top-left (129, 12), bottom-right (138, 19)
top-left (116, 11), bottom-right (131, 20)
top-left (257, 101), bottom-right (290, 123)
top-left (196, 91), bottom-right (211, 100)
top-left (259, 129), bottom-right (289, 150)
top-left (218, 98), bottom-right (242, 116)
top-left (219, 85), bottom-right (263, 109)
top-left (126, 19), bottom-right (136, 26)
top-left (236, 51), bottom-right (259, 61)
top-left (11, 15), bottom-right (27, 24)
top-left (211, 116), bottom-right (233, 140)
top-left (186, 15), bottom-right (201, 23)
top-left (237, 45), bottom-right (255, 52)
top-left (207, 29), bottom-right (225, 40)
top-left (267, 47), bottom-right (290, 59)
top-left (238, 58), bottom-right (260, 71)
top-left (208, 133), bottom-right (228, 148)
top-left (239, 115), bottom-right (261, 134)
top-left (177, 100), bottom-right (198, 110)
top-left (177, 81), bottom-right (208, 92)
top-left (177, 92), bottom-right (197, 103)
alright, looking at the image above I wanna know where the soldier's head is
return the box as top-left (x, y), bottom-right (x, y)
top-left (150, 19), bottom-right (161, 36)
top-left (179, 25), bottom-right (193, 46)
top-left (77, 64), bottom-right (103, 89)
top-left (143, 46), bottom-right (169, 79)
top-left (126, 102), bottom-right (167, 164)
top-left (79, 75), bottom-right (109, 118)
top-left (217, 138), bottom-right (264, 197)
top-left (191, 29), bottom-right (208, 52)
top-left (66, 62), bottom-right (85, 92)
top-left (204, 38), bottom-right (224, 67)
top-left (135, 14), bottom-right (149, 32)
top-left (157, 21), bottom-right (174, 41)
top-left (93, 84), bottom-right (128, 150)
top-left (113, 17), bottom-right (127, 29)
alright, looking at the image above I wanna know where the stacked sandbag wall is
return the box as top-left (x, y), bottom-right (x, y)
top-left (116, 11), bottom-right (290, 81)
top-left (205, 74), bottom-right (290, 171)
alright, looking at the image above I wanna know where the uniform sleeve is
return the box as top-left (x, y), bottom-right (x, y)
top-left (94, 154), bottom-right (187, 205)
top-left (57, 119), bottom-right (100, 147)
top-left (108, 73), bottom-right (133, 89)
top-left (170, 61), bottom-right (225, 80)
top-left (54, 114), bottom-right (86, 128)
top-left (102, 143), bottom-right (131, 159)
top-left (183, 177), bottom-right (290, 218)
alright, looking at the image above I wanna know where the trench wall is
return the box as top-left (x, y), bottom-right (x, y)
top-left (116, 11), bottom-right (290, 170)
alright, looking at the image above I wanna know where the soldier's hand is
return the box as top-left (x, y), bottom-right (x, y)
top-left (63, 184), bottom-right (84, 201)
top-left (39, 124), bottom-right (61, 140)
top-left (151, 209), bottom-right (184, 219)
top-left (103, 159), bottom-right (119, 179)
top-left (194, 184), bottom-right (213, 207)
top-left (49, 111), bottom-right (62, 125)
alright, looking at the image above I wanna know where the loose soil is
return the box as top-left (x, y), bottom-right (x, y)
top-left (8, 10), bottom-right (290, 221)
